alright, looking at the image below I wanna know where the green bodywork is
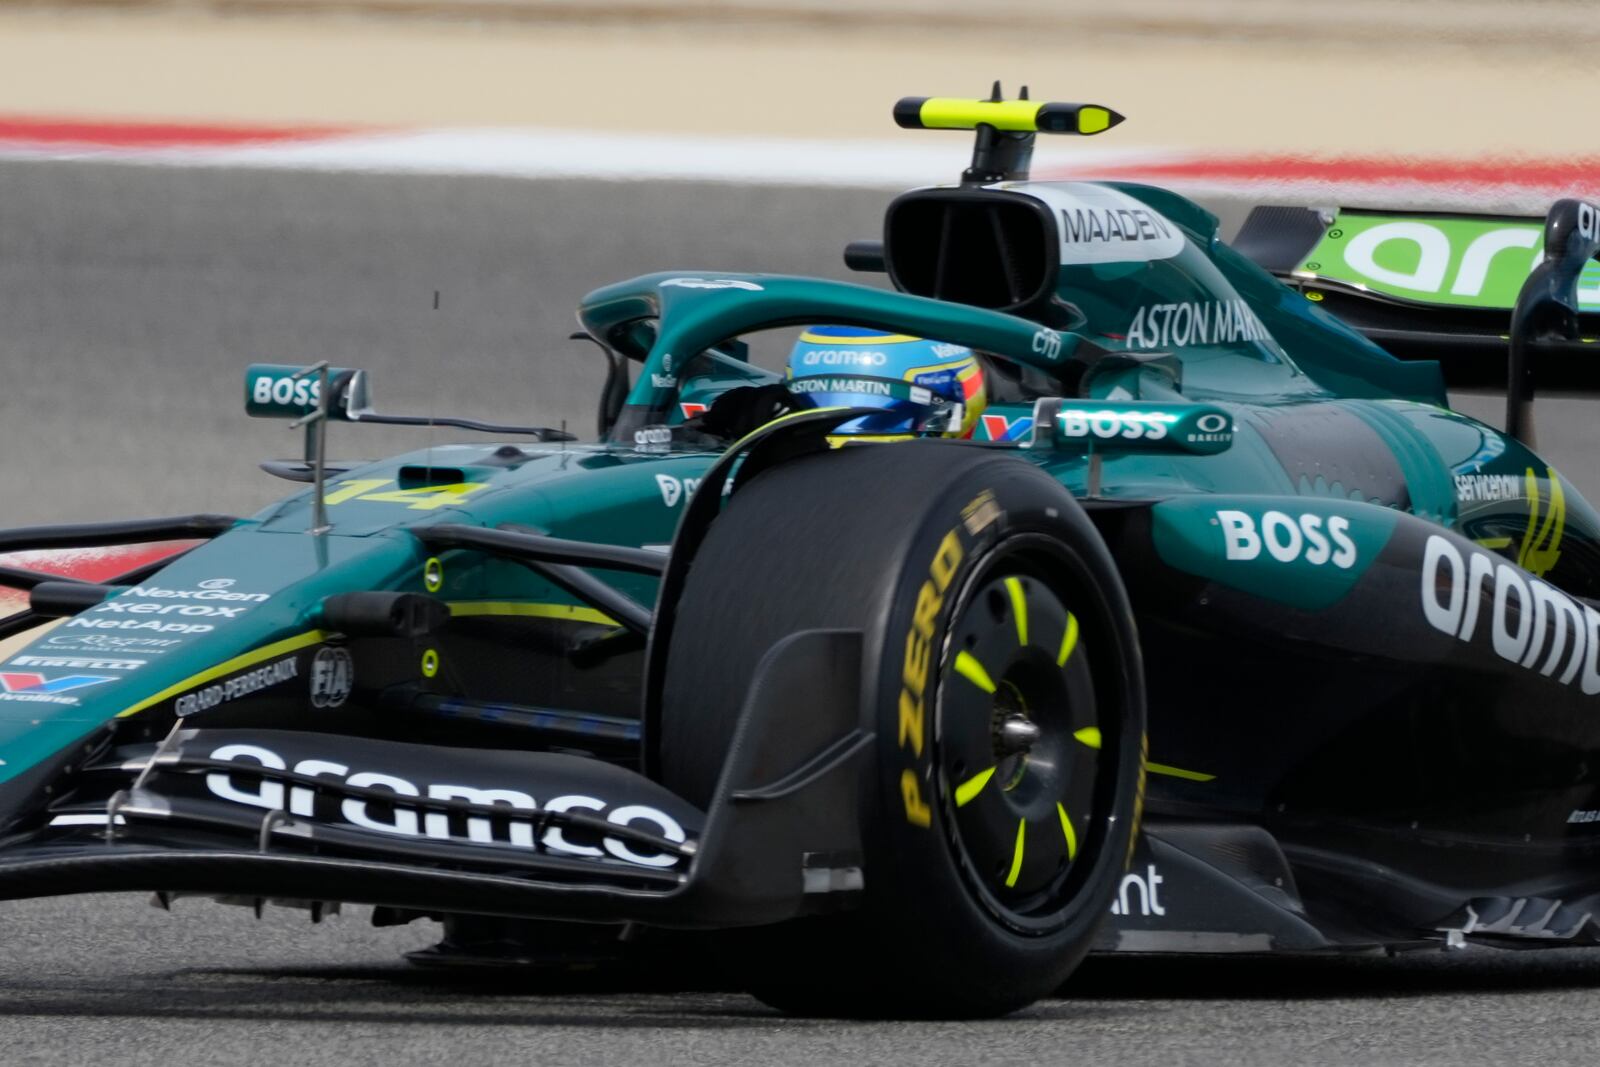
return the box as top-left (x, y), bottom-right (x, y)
top-left (7, 179), bottom-right (1597, 793)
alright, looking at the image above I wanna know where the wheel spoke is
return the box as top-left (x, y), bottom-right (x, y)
top-left (1147, 761), bottom-right (1216, 782)
top-left (954, 766), bottom-right (997, 807)
top-left (1005, 576), bottom-right (1029, 646)
top-left (1056, 611), bottom-right (1079, 666)
top-left (1004, 818), bottom-right (1027, 888)
top-left (1056, 802), bottom-right (1078, 860)
top-left (953, 650), bottom-right (997, 694)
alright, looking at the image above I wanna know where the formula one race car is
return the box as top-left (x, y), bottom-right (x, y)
top-left (3, 90), bottom-right (1600, 1019)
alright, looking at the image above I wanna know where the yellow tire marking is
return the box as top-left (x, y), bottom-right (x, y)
top-left (1073, 726), bottom-right (1102, 749)
top-left (1005, 818), bottom-right (1027, 888)
top-left (952, 650), bottom-right (997, 694)
top-left (1147, 761), bottom-right (1216, 782)
top-left (1057, 612), bottom-right (1079, 666)
top-left (1056, 802), bottom-right (1078, 860)
top-left (1005, 576), bottom-right (1028, 646)
top-left (954, 766), bottom-right (997, 807)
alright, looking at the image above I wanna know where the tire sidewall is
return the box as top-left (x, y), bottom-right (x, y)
top-left (859, 455), bottom-right (1145, 996)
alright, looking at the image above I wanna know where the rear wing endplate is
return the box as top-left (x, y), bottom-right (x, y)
top-left (1236, 199), bottom-right (1600, 445)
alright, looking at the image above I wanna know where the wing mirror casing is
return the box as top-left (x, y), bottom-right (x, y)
top-left (1029, 397), bottom-right (1233, 456)
top-left (245, 364), bottom-right (372, 422)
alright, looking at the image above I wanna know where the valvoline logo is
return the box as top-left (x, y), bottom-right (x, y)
top-left (0, 673), bottom-right (114, 695)
top-left (980, 413), bottom-right (1034, 442)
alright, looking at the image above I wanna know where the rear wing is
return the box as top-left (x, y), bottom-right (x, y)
top-left (1235, 199), bottom-right (1600, 444)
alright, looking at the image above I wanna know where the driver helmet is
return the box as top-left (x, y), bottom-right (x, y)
top-left (786, 326), bottom-right (986, 437)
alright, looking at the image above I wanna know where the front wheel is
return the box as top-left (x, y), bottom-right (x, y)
top-left (660, 440), bottom-right (1146, 1018)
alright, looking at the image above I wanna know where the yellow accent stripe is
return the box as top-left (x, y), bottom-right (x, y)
top-left (1005, 818), bottom-right (1027, 887)
top-left (920, 98), bottom-right (1042, 132)
top-left (899, 356), bottom-right (977, 381)
top-left (115, 629), bottom-right (327, 719)
top-left (1073, 726), bottom-right (1102, 749)
top-left (728, 405), bottom-right (850, 455)
top-left (1147, 761), bottom-right (1216, 782)
top-left (1005, 576), bottom-right (1028, 646)
top-left (954, 766), bottom-right (997, 807)
top-left (1078, 106), bottom-right (1113, 134)
top-left (796, 331), bottom-right (921, 343)
top-left (953, 651), bottom-right (997, 694)
top-left (1057, 612), bottom-right (1079, 666)
top-left (1057, 802), bottom-right (1078, 860)
top-left (448, 601), bottom-right (617, 626)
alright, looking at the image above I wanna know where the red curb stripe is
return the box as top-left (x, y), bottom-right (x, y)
top-left (0, 544), bottom-right (195, 605)
top-left (1051, 154), bottom-right (1600, 192)
top-left (0, 116), bottom-right (364, 149)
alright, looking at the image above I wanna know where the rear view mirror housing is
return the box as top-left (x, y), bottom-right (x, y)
top-left (245, 363), bottom-right (371, 422)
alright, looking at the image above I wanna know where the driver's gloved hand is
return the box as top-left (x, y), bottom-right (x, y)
top-left (686, 384), bottom-right (804, 441)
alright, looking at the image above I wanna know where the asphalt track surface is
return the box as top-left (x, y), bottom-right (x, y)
top-left (6, 160), bottom-right (1600, 1064)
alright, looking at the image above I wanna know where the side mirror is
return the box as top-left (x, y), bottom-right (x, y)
top-left (245, 363), bottom-right (371, 422)
top-left (1030, 397), bottom-right (1233, 456)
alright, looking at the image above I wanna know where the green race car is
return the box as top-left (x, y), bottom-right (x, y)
top-left (1, 90), bottom-right (1599, 1018)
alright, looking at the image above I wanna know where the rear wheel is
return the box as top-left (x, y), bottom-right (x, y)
top-left (660, 440), bottom-right (1145, 1018)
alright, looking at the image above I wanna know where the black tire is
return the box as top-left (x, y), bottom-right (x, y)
top-left (659, 440), bottom-right (1146, 1018)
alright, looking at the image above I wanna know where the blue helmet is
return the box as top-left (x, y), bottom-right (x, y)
top-left (786, 326), bottom-right (986, 436)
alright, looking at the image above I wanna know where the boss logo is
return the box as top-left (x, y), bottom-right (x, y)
top-left (1058, 409), bottom-right (1172, 441)
top-left (1216, 510), bottom-right (1358, 569)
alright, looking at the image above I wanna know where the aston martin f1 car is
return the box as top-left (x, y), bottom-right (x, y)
top-left (4, 91), bottom-right (1600, 1019)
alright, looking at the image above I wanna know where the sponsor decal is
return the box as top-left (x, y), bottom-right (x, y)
top-left (1126, 299), bottom-right (1273, 350)
top-left (798, 349), bottom-right (888, 367)
top-left (679, 402), bottom-right (708, 419)
top-left (898, 526), bottom-right (965, 828)
top-left (929, 343), bottom-right (969, 359)
top-left (1109, 864), bottom-right (1166, 917)
top-left (654, 474), bottom-right (730, 508)
top-left (980, 412), bottom-right (1034, 442)
top-left (1217, 510), bottom-right (1359, 569)
top-left (94, 602), bottom-right (246, 618)
top-left (173, 656), bottom-right (299, 717)
top-left (1456, 473), bottom-right (1524, 503)
top-left (65, 618), bottom-right (213, 634)
top-left (1461, 466), bottom-right (1564, 578)
top-left (1298, 211), bottom-right (1600, 311)
top-left (9, 654), bottom-right (145, 672)
top-left (44, 634), bottom-right (181, 653)
top-left (121, 584), bottom-right (268, 603)
top-left (1032, 327), bottom-right (1063, 362)
top-left (252, 374), bottom-right (324, 409)
top-left (0, 672), bottom-right (114, 705)
top-left (203, 743), bottom-right (688, 868)
top-left (309, 646), bottom-right (354, 709)
top-left (650, 373), bottom-right (675, 389)
top-left (993, 182), bottom-right (1184, 265)
top-left (659, 277), bottom-right (763, 292)
top-left (1569, 809), bottom-right (1600, 824)
top-left (1058, 408), bottom-right (1173, 442)
top-left (633, 426), bottom-right (673, 447)
top-left (1421, 534), bottom-right (1600, 691)
top-left (789, 377), bottom-right (893, 397)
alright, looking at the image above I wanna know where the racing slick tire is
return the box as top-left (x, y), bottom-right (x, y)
top-left (659, 439), bottom-right (1146, 1018)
